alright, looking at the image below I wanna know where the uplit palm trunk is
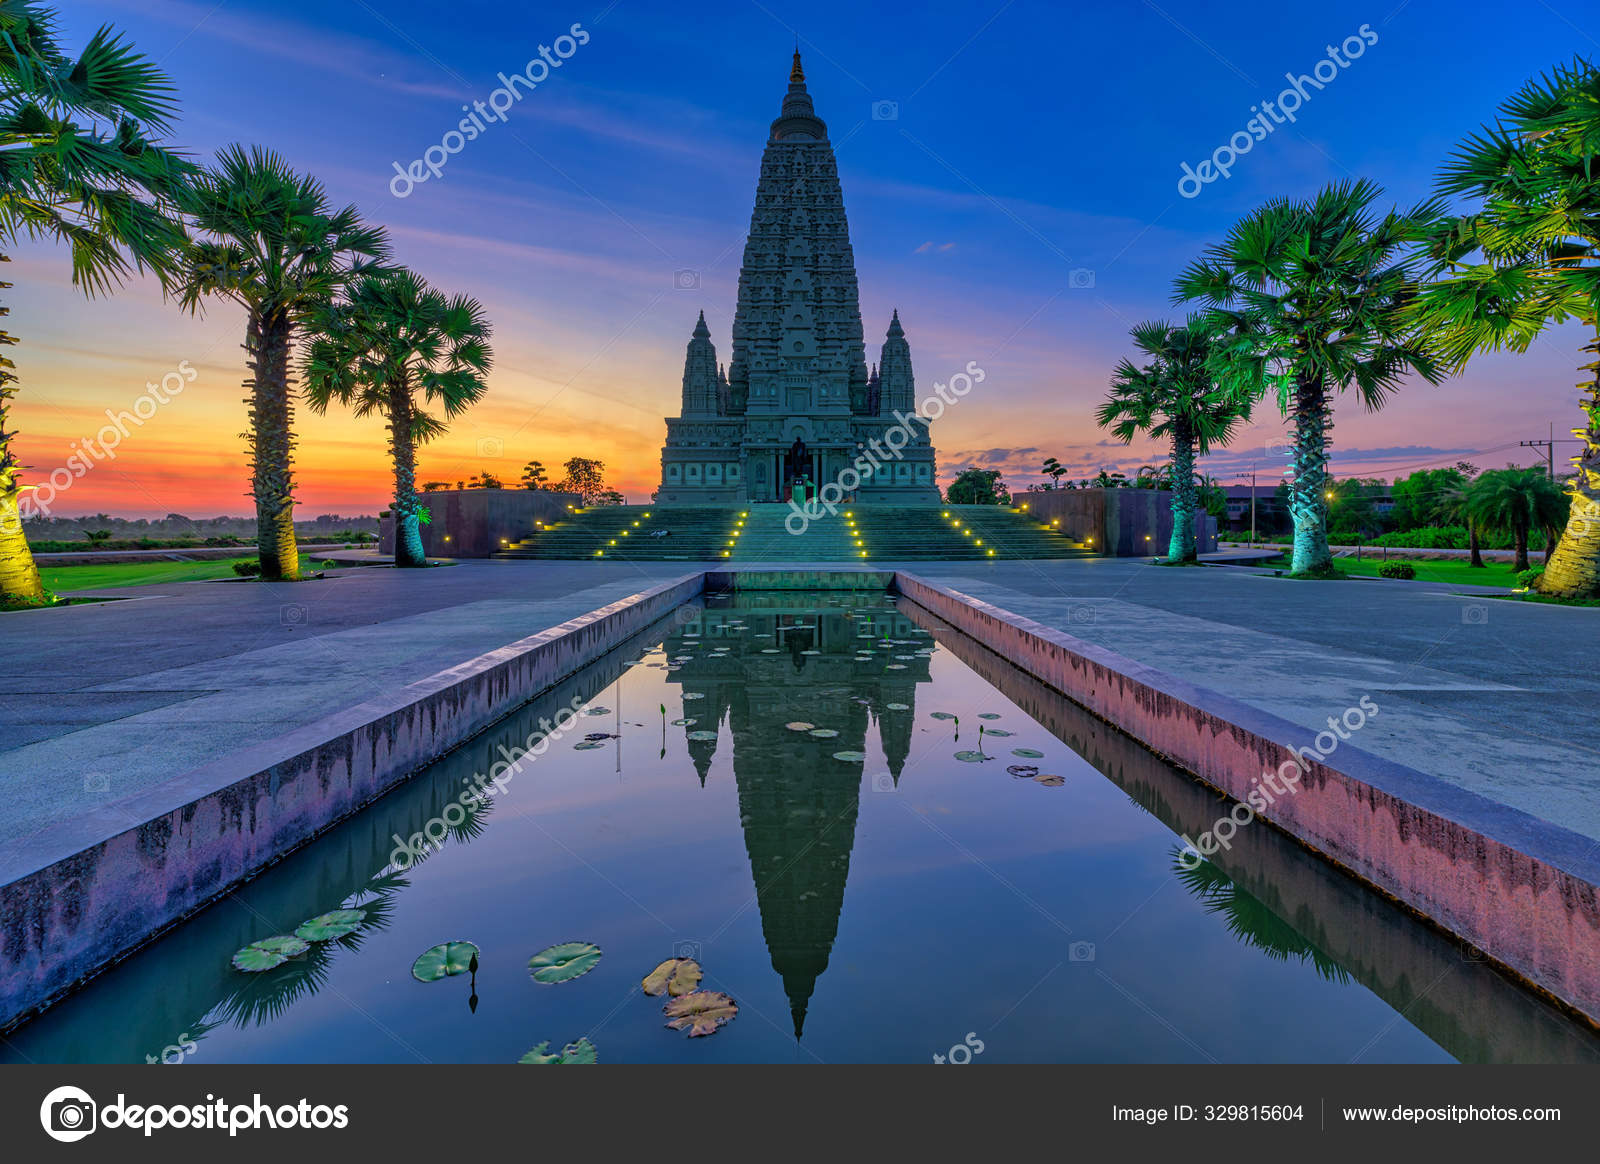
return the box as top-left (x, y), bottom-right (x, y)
top-left (0, 467), bottom-right (44, 602)
top-left (0, 262), bottom-right (43, 604)
top-left (1538, 344), bottom-right (1600, 597)
top-left (388, 380), bottom-right (426, 568)
top-left (1289, 374), bottom-right (1334, 575)
top-left (246, 310), bottom-right (300, 581)
top-left (1467, 521), bottom-right (1483, 568)
top-left (1167, 419), bottom-right (1198, 563)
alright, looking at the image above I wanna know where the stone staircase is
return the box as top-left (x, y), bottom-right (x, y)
top-left (493, 505), bottom-right (741, 561)
top-left (492, 502), bottom-right (1094, 562)
top-left (729, 506), bottom-right (861, 562)
top-left (850, 504), bottom-right (1093, 560)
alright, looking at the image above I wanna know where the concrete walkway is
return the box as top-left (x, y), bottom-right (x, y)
top-left (2, 556), bottom-right (1594, 851)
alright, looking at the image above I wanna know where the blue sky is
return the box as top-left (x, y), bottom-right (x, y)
top-left (16, 0), bottom-right (1592, 513)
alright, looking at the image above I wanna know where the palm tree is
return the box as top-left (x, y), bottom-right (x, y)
top-left (1176, 180), bottom-right (1447, 576)
top-left (1465, 467), bottom-right (1568, 572)
top-left (0, 3), bottom-right (190, 603)
top-left (175, 146), bottom-right (388, 581)
top-left (1410, 58), bottom-right (1600, 597)
top-left (1097, 318), bottom-right (1247, 563)
top-left (305, 270), bottom-right (492, 567)
top-left (1437, 478), bottom-right (1486, 568)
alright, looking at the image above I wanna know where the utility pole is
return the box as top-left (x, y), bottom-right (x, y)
top-left (1523, 423), bottom-right (1583, 481)
top-left (1239, 466), bottom-right (1257, 548)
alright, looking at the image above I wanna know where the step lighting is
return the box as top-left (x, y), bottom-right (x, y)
top-left (987, 548), bottom-right (995, 556)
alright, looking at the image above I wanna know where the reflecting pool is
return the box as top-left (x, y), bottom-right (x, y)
top-left (6, 590), bottom-right (1598, 1064)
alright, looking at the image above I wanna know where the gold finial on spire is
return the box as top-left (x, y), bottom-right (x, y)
top-left (790, 47), bottom-right (804, 85)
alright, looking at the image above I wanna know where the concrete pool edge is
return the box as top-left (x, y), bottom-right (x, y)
top-left (893, 571), bottom-right (1600, 1026)
top-left (0, 571), bottom-right (704, 1031)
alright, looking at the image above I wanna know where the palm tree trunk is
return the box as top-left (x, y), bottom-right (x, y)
top-left (1514, 521), bottom-right (1530, 574)
top-left (246, 310), bottom-right (300, 581)
top-left (388, 379), bottom-right (426, 568)
top-left (1468, 521), bottom-right (1484, 568)
top-left (1167, 422), bottom-right (1198, 563)
top-left (1538, 341), bottom-right (1600, 597)
top-left (1289, 374), bottom-right (1334, 575)
top-left (0, 261), bottom-right (43, 604)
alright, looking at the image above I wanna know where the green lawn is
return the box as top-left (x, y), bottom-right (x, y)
top-left (1254, 553), bottom-right (1522, 588)
top-left (41, 554), bottom-right (336, 592)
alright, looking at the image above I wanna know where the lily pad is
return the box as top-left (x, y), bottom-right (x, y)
top-left (682, 692), bottom-right (706, 700)
top-left (519, 1037), bottom-right (598, 1064)
top-left (641, 957), bottom-right (703, 997)
top-left (573, 741), bottom-right (606, 750)
top-left (583, 707), bottom-right (611, 716)
top-left (930, 712), bottom-right (957, 721)
top-left (672, 718), bottom-right (697, 726)
top-left (762, 648), bottom-right (781, 653)
top-left (412, 940), bottom-right (479, 982)
top-left (232, 935), bottom-right (310, 973)
top-left (785, 721), bottom-right (815, 732)
top-left (886, 702), bottom-right (910, 711)
top-left (1035, 774), bottom-right (1066, 787)
top-left (978, 713), bottom-right (1002, 720)
top-left (954, 750), bottom-right (991, 763)
top-left (808, 728), bottom-right (839, 738)
top-left (984, 728), bottom-right (1014, 737)
top-left (687, 730), bottom-right (719, 741)
top-left (294, 909), bottom-right (367, 942)
top-left (663, 990), bottom-right (739, 1038)
top-left (1006, 764), bottom-right (1040, 778)
top-left (528, 941), bottom-right (603, 984)
top-left (832, 750), bottom-right (867, 762)
top-left (801, 649), bottom-right (821, 656)
top-left (1012, 747), bottom-right (1045, 759)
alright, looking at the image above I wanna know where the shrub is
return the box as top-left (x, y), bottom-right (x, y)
top-left (231, 559), bottom-right (262, 577)
top-left (1379, 562), bottom-right (1416, 580)
top-left (1516, 566), bottom-right (1545, 590)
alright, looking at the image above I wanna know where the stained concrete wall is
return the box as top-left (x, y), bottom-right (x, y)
top-left (379, 489), bottom-right (583, 558)
top-left (0, 573), bottom-right (703, 1030)
top-left (1019, 488), bottom-right (1217, 556)
top-left (894, 571), bottom-right (1600, 1025)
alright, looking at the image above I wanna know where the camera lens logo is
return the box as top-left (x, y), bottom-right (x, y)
top-left (40, 1085), bottom-right (97, 1143)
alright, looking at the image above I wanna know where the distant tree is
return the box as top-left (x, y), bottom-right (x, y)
top-left (465, 471), bottom-right (503, 490)
top-left (83, 529), bottom-right (112, 545)
top-left (421, 481), bottom-right (448, 492)
top-left (595, 488), bottom-right (626, 506)
top-left (1390, 467), bottom-right (1467, 530)
top-left (1097, 318), bottom-right (1247, 561)
top-left (1040, 456), bottom-right (1068, 488)
top-left (1466, 466), bottom-right (1569, 572)
top-left (946, 467), bottom-right (1009, 506)
top-left (521, 459), bottom-right (549, 490)
top-left (557, 457), bottom-right (608, 504)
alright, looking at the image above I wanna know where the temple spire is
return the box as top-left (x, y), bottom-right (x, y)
top-left (790, 48), bottom-right (805, 85)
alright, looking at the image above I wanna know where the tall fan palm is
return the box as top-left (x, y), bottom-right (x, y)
top-left (1465, 467), bottom-right (1568, 572)
top-left (1097, 318), bottom-right (1247, 562)
top-left (174, 146), bottom-right (388, 581)
top-left (1175, 180), bottom-right (1447, 576)
top-left (304, 270), bottom-right (492, 567)
top-left (0, 2), bottom-right (190, 603)
top-left (1410, 58), bottom-right (1600, 597)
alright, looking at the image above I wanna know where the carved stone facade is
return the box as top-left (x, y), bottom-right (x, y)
top-left (658, 52), bottom-right (940, 505)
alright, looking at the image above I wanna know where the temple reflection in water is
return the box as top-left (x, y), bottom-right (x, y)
top-left (661, 592), bottom-right (934, 1034)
